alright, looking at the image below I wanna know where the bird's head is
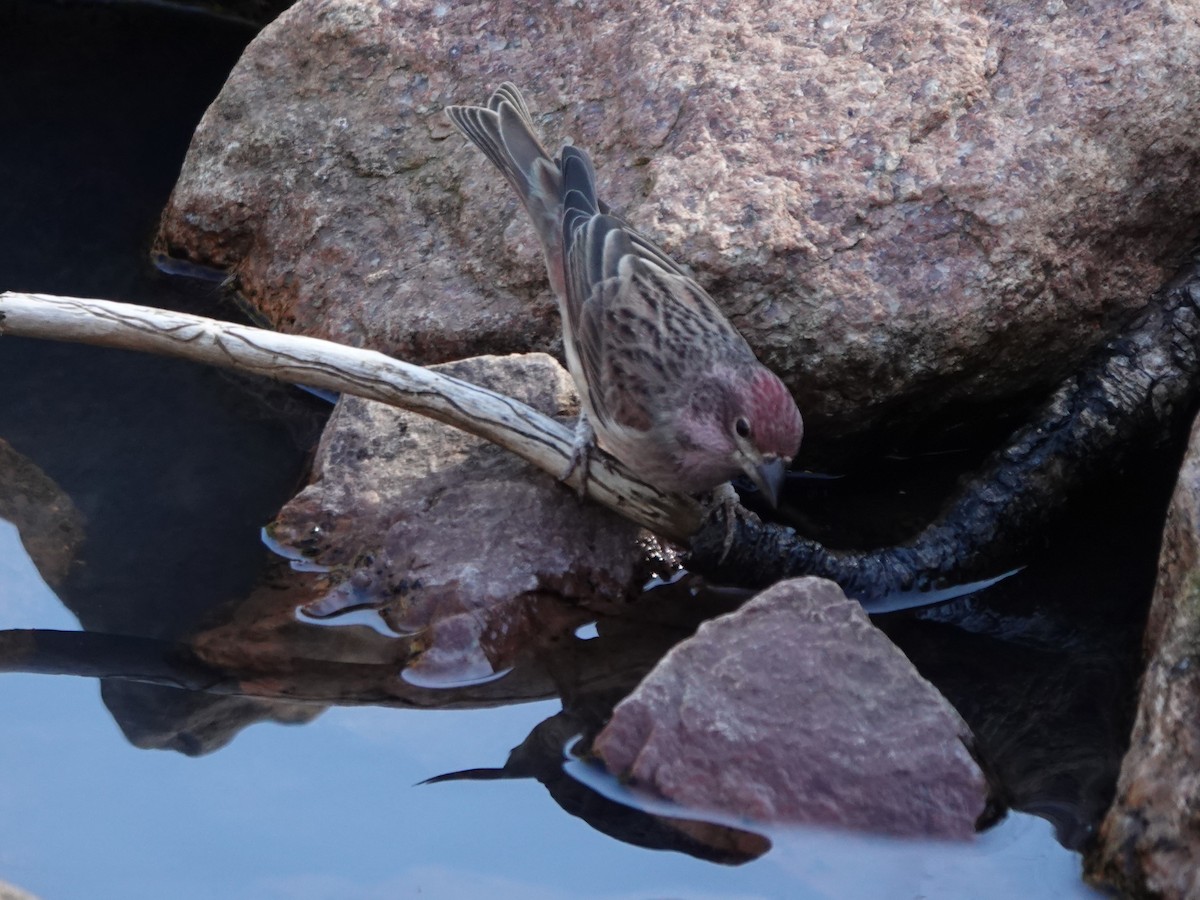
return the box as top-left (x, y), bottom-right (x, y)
top-left (676, 366), bottom-right (803, 506)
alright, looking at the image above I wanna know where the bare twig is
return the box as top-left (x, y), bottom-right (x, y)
top-left (0, 291), bottom-right (703, 541)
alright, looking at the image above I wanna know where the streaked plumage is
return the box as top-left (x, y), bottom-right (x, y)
top-left (446, 83), bottom-right (803, 504)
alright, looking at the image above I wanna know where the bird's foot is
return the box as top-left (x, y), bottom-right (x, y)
top-left (703, 482), bottom-right (743, 564)
top-left (561, 413), bottom-right (596, 498)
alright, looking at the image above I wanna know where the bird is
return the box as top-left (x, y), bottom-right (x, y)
top-left (445, 83), bottom-right (803, 507)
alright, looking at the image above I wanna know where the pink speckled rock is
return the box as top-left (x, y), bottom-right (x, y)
top-left (158, 0), bottom-right (1200, 443)
top-left (593, 576), bottom-right (989, 838)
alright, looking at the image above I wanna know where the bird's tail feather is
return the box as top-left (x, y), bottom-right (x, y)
top-left (446, 83), bottom-right (561, 242)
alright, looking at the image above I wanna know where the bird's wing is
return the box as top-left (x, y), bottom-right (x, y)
top-left (560, 147), bottom-right (752, 433)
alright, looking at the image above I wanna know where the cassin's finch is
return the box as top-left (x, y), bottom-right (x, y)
top-left (446, 84), bottom-right (803, 506)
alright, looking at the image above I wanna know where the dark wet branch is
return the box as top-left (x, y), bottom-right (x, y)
top-left (0, 628), bottom-right (431, 703)
top-left (692, 265), bottom-right (1200, 599)
top-left (0, 629), bottom-right (228, 690)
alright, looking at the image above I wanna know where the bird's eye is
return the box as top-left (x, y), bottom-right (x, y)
top-left (734, 417), bottom-right (752, 438)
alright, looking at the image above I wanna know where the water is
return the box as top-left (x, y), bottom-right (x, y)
top-left (0, 521), bottom-right (77, 631)
top-left (0, 1), bottom-right (1156, 896)
top-left (0, 673), bottom-right (1095, 900)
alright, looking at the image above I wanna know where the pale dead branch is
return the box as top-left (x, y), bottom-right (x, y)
top-left (0, 291), bottom-right (703, 541)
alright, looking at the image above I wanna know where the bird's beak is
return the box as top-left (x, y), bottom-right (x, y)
top-left (744, 456), bottom-right (787, 508)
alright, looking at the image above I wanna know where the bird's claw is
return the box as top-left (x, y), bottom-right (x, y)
top-left (706, 482), bottom-right (742, 564)
top-left (561, 413), bottom-right (596, 498)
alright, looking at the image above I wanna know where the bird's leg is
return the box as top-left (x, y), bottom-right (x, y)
top-left (561, 412), bottom-right (596, 498)
top-left (703, 482), bottom-right (743, 563)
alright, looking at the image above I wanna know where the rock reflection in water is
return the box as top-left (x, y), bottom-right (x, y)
top-left (884, 614), bottom-right (1132, 851)
top-left (0, 485), bottom-right (1154, 863)
top-left (0, 379), bottom-right (1165, 864)
top-left (871, 455), bottom-right (1168, 851)
top-left (0, 543), bottom-right (770, 863)
top-left (0, 440), bottom-right (85, 590)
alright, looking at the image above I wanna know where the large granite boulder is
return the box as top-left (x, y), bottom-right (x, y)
top-left (157, 0), bottom-right (1200, 447)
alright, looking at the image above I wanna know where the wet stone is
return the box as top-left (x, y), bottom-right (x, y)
top-left (1087, 410), bottom-right (1200, 898)
top-left (269, 352), bottom-right (642, 684)
top-left (593, 577), bottom-right (990, 839)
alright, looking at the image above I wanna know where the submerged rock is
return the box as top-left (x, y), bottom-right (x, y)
top-left (157, 0), bottom-right (1200, 445)
top-left (592, 577), bottom-right (989, 839)
top-left (270, 353), bottom-right (641, 683)
top-left (1087, 411), bottom-right (1200, 898)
